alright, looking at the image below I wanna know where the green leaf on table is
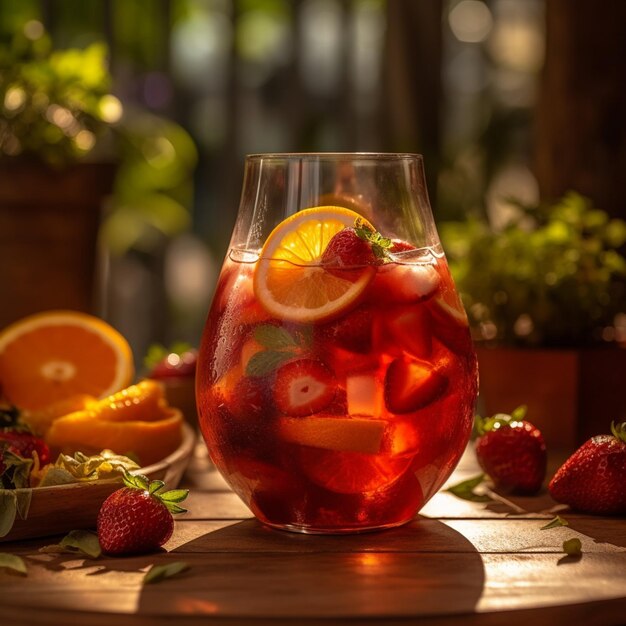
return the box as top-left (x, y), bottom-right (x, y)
top-left (40, 530), bottom-right (102, 559)
top-left (540, 515), bottom-right (569, 530)
top-left (562, 537), bottom-right (582, 556)
top-left (144, 561), bottom-right (190, 584)
top-left (246, 350), bottom-right (294, 377)
top-left (445, 474), bottom-right (493, 502)
top-left (0, 553), bottom-right (27, 575)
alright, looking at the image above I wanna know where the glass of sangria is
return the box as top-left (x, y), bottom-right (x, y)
top-left (197, 153), bottom-right (478, 533)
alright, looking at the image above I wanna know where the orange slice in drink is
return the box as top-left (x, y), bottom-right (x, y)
top-left (253, 206), bottom-right (376, 323)
top-left (0, 310), bottom-right (134, 411)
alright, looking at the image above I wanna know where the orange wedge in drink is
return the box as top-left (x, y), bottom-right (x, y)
top-left (0, 310), bottom-right (134, 411)
top-left (253, 206), bottom-right (376, 323)
top-left (278, 416), bottom-right (385, 454)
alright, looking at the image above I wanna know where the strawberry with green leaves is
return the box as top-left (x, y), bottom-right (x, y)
top-left (0, 405), bottom-right (50, 484)
top-left (321, 219), bottom-right (394, 270)
top-left (97, 473), bottom-right (188, 555)
top-left (474, 406), bottom-right (547, 494)
top-left (549, 421), bottom-right (626, 515)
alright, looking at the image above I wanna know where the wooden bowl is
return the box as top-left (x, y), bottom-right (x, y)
top-left (0, 423), bottom-right (196, 543)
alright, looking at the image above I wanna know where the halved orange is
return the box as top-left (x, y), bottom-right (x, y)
top-left (0, 310), bottom-right (134, 411)
top-left (253, 206), bottom-right (376, 322)
top-left (45, 408), bottom-right (183, 467)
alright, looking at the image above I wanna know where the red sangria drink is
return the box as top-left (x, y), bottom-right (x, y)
top-left (197, 154), bottom-right (478, 533)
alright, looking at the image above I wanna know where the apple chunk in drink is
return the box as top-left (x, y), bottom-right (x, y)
top-left (197, 206), bottom-right (477, 532)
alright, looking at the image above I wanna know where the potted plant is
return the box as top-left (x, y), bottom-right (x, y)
top-left (0, 25), bottom-right (196, 330)
top-left (0, 25), bottom-right (121, 327)
top-left (441, 192), bottom-right (626, 447)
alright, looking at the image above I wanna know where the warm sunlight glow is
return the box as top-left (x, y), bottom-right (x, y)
top-left (449, 1), bottom-right (493, 43)
top-left (99, 94), bottom-right (124, 123)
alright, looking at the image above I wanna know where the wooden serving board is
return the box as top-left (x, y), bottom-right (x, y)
top-left (0, 423), bottom-right (195, 543)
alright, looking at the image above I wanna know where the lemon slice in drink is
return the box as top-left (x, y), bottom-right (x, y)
top-left (253, 206), bottom-right (376, 323)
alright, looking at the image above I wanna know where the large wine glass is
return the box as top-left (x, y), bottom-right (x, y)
top-left (197, 153), bottom-right (478, 534)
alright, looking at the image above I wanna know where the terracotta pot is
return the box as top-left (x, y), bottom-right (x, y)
top-left (0, 160), bottom-right (116, 328)
top-left (476, 346), bottom-right (626, 448)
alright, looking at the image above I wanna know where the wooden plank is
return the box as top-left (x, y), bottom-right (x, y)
top-left (1, 552), bottom-right (625, 621)
top-left (182, 491), bottom-right (252, 520)
top-left (6, 516), bottom-right (624, 558)
top-left (3, 598), bottom-right (626, 626)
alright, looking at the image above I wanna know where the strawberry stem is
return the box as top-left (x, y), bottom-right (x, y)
top-left (474, 405), bottom-right (528, 436)
top-left (610, 421), bottom-right (626, 443)
top-left (354, 218), bottom-right (393, 261)
top-left (122, 471), bottom-right (189, 514)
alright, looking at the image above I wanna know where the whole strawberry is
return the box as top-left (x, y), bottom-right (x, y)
top-left (321, 219), bottom-right (393, 274)
top-left (474, 407), bottom-right (546, 494)
top-left (0, 430), bottom-right (51, 476)
top-left (549, 421), bottom-right (626, 515)
top-left (97, 473), bottom-right (188, 555)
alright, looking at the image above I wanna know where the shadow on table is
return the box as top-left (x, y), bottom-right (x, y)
top-left (132, 518), bottom-right (486, 620)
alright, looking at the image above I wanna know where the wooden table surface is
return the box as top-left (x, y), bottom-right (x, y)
top-left (1, 440), bottom-right (625, 626)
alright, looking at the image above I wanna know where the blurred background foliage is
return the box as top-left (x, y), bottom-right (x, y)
top-left (442, 193), bottom-right (626, 347)
top-left (0, 0), bottom-right (624, 356)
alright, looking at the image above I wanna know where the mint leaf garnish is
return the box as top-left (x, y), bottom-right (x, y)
top-left (0, 553), bottom-right (26, 575)
top-left (254, 325), bottom-right (299, 350)
top-left (445, 474), bottom-right (493, 502)
top-left (40, 530), bottom-right (102, 559)
top-left (563, 537), bottom-right (582, 556)
top-left (540, 515), bottom-right (569, 530)
top-left (246, 350), bottom-right (294, 377)
top-left (144, 561), bottom-right (190, 584)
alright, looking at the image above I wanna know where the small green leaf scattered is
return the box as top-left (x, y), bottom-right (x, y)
top-left (0, 553), bottom-right (26, 575)
top-left (144, 561), bottom-right (190, 584)
top-left (445, 474), bottom-right (493, 502)
top-left (540, 515), bottom-right (569, 530)
top-left (40, 530), bottom-right (102, 559)
top-left (562, 537), bottom-right (582, 556)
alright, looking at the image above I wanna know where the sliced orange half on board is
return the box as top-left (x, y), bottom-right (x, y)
top-left (253, 206), bottom-right (376, 323)
top-left (0, 310), bottom-right (134, 411)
